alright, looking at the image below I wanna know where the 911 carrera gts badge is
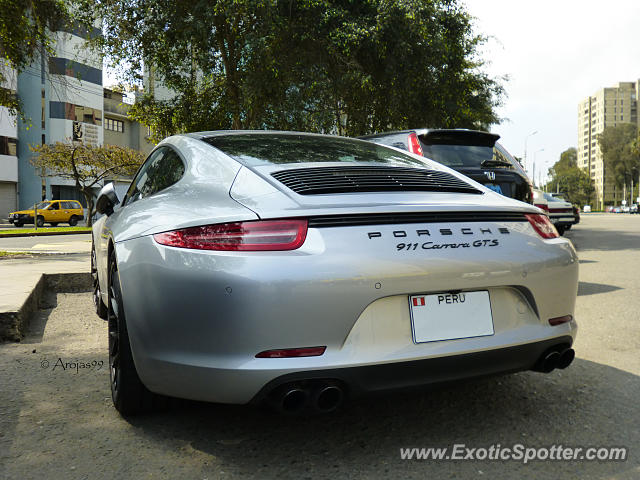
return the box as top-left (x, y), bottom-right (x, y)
top-left (367, 226), bottom-right (509, 251)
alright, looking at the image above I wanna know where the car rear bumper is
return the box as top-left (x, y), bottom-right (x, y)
top-left (251, 334), bottom-right (575, 403)
top-left (550, 215), bottom-right (575, 226)
top-left (114, 219), bottom-right (579, 404)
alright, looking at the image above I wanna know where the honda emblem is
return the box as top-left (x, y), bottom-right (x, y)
top-left (484, 171), bottom-right (496, 181)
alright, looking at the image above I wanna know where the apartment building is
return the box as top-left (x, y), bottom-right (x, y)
top-left (16, 21), bottom-right (104, 210)
top-left (0, 66), bottom-right (18, 217)
top-left (103, 88), bottom-right (154, 157)
top-left (577, 81), bottom-right (640, 209)
top-left (0, 23), bottom-right (156, 220)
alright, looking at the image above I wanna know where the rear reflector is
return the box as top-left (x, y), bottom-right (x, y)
top-left (408, 132), bottom-right (424, 156)
top-left (525, 213), bottom-right (559, 239)
top-left (154, 219), bottom-right (308, 251)
top-left (256, 346), bottom-right (326, 358)
top-left (549, 315), bottom-right (573, 326)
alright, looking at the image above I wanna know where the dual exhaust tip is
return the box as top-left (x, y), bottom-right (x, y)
top-left (534, 347), bottom-right (575, 373)
top-left (271, 381), bottom-right (344, 414)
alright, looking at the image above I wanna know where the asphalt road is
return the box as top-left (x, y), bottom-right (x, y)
top-left (0, 234), bottom-right (92, 254)
top-left (1, 214), bottom-right (639, 480)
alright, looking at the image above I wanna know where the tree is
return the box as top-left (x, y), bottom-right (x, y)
top-left (76, 0), bottom-right (503, 139)
top-left (0, 0), bottom-right (69, 115)
top-left (546, 147), bottom-right (594, 206)
top-left (30, 143), bottom-right (144, 226)
top-left (597, 124), bottom-right (640, 204)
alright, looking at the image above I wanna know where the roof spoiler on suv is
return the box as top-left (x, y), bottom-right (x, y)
top-left (418, 129), bottom-right (500, 147)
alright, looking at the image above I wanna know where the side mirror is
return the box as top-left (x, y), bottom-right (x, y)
top-left (96, 182), bottom-right (120, 216)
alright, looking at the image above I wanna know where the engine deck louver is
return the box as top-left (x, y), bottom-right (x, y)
top-left (271, 166), bottom-right (482, 195)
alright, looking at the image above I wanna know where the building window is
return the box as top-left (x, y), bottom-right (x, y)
top-left (49, 101), bottom-right (102, 126)
top-left (0, 136), bottom-right (17, 155)
top-left (105, 118), bottom-right (125, 133)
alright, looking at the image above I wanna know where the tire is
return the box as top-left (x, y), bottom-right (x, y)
top-left (50, 222), bottom-right (59, 227)
top-left (92, 245), bottom-right (108, 320)
top-left (565, 225), bottom-right (571, 230)
top-left (556, 225), bottom-right (566, 235)
top-left (36, 216), bottom-right (44, 227)
top-left (108, 253), bottom-right (159, 415)
top-left (13, 221), bottom-right (23, 227)
top-left (68, 215), bottom-right (78, 226)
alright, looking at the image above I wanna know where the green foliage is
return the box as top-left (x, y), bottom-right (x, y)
top-left (0, 0), bottom-right (69, 114)
top-left (76, 0), bottom-right (503, 139)
top-left (29, 142), bottom-right (144, 226)
top-left (597, 124), bottom-right (640, 192)
top-left (546, 147), bottom-right (594, 206)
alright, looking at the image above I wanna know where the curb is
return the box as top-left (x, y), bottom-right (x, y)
top-left (0, 272), bottom-right (92, 342)
top-left (0, 230), bottom-right (92, 238)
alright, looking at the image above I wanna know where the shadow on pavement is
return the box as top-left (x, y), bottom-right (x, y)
top-left (578, 281), bottom-right (623, 296)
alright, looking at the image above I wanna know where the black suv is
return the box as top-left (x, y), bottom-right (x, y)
top-left (359, 129), bottom-right (533, 204)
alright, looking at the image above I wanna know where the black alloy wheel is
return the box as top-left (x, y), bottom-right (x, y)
top-left (107, 254), bottom-right (159, 415)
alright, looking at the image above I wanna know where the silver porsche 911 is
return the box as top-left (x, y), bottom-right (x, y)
top-left (91, 131), bottom-right (578, 416)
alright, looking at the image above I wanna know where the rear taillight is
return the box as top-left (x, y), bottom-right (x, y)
top-left (534, 203), bottom-right (549, 212)
top-left (408, 132), bottom-right (424, 156)
top-left (525, 213), bottom-right (559, 239)
top-left (154, 219), bottom-right (308, 251)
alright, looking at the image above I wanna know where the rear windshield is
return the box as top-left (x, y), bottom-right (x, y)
top-left (543, 192), bottom-right (564, 202)
top-left (202, 134), bottom-right (426, 168)
top-left (420, 144), bottom-right (497, 168)
top-left (420, 142), bottom-right (522, 171)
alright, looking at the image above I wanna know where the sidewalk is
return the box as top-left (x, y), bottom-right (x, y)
top-left (0, 252), bottom-right (90, 341)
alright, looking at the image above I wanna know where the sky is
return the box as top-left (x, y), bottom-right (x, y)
top-left (464, 0), bottom-right (640, 184)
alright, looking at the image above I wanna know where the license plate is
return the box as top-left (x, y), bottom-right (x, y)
top-left (486, 184), bottom-right (503, 195)
top-left (409, 291), bottom-right (494, 343)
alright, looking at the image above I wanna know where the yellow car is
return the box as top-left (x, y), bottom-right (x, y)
top-left (9, 200), bottom-right (85, 227)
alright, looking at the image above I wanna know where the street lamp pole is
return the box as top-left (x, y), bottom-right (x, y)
top-left (524, 130), bottom-right (538, 175)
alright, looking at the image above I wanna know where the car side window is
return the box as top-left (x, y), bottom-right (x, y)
top-left (123, 147), bottom-right (185, 206)
top-left (50, 202), bottom-right (59, 210)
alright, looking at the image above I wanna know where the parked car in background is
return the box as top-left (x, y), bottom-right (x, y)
top-left (91, 131), bottom-right (578, 416)
top-left (630, 204), bottom-right (638, 214)
top-left (359, 129), bottom-right (533, 204)
top-left (532, 189), bottom-right (575, 235)
top-left (8, 200), bottom-right (84, 227)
